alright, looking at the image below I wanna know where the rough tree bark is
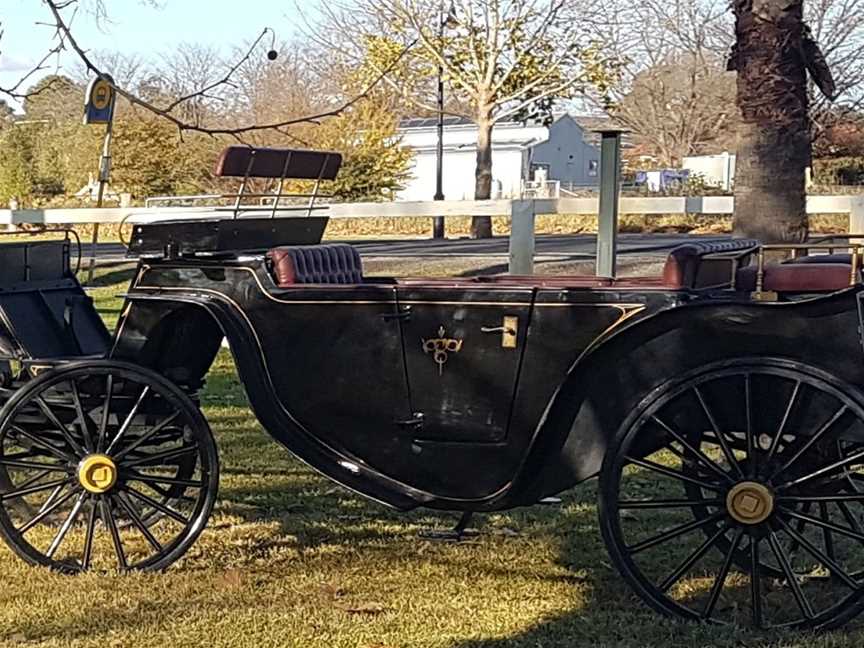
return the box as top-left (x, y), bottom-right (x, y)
top-left (471, 112), bottom-right (494, 239)
top-left (731, 0), bottom-right (811, 242)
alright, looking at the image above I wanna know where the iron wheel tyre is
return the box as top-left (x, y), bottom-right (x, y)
top-left (0, 361), bottom-right (219, 573)
top-left (599, 357), bottom-right (864, 630)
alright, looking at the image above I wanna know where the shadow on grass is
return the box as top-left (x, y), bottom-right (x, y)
top-left (202, 352), bottom-right (864, 647)
top-left (82, 264), bottom-right (138, 288)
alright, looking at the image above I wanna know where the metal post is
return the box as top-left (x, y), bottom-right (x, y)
top-left (595, 130), bottom-right (623, 278)
top-left (508, 199), bottom-right (536, 274)
top-left (432, 0), bottom-right (447, 240)
top-left (86, 117), bottom-right (113, 284)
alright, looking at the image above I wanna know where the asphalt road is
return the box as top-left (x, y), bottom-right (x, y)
top-left (86, 232), bottom-right (730, 265)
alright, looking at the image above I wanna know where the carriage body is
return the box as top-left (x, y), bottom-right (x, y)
top-left (109, 222), bottom-right (864, 514)
top-left (5, 147), bottom-right (864, 630)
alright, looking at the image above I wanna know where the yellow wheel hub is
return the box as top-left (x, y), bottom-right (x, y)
top-left (726, 481), bottom-right (774, 525)
top-left (78, 454), bottom-right (118, 494)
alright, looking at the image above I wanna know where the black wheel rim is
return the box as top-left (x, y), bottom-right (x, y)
top-left (600, 358), bottom-right (864, 630)
top-left (0, 362), bottom-right (219, 573)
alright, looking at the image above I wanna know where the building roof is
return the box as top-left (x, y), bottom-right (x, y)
top-left (399, 113), bottom-right (626, 132)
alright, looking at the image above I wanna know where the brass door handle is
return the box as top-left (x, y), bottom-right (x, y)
top-left (480, 326), bottom-right (515, 334)
top-left (481, 316), bottom-right (518, 348)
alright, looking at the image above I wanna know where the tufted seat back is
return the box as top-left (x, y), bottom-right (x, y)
top-left (662, 239), bottom-right (759, 289)
top-left (268, 244), bottom-right (364, 286)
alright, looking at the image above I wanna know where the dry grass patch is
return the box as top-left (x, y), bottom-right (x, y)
top-left (3, 263), bottom-right (864, 647)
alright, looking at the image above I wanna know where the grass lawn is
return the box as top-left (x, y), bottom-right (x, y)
top-left (1, 265), bottom-right (863, 647)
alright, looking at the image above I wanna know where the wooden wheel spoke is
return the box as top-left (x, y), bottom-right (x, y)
top-left (744, 374), bottom-right (756, 474)
top-left (651, 415), bottom-right (733, 484)
top-left (624, 456), bottom-right (724, 491)
top-left (618, 497), bottom-right (722, 510)
top-left (81, 498), bottom-right (98, 571)
top-left (100, 497), bottom-right (127, 570)
top-left (769, 405), bottom-right (848, 482)
top-left (34, 396), bottom-right (87, 457)
top-left (836, 501), bottom-right (864, 535)
top-left (121, 445), bottom-right (198, 469)
top-left (10, 426), bottom-right (75, 463)
top-left (69, 380), bottom-right (95, 454)
top-left (97, 374), bottom-right (114, 453)
top-left (777, 517), bottom-right (859, 590)
top-left (781, 505), bottom-right (864, 543)
top-left (767, 530), bottom-right (815, 620)
top-left (113, 411), bottom-right (182, 461)
top-left (0, 458), bottom-right (69, 472)
top-left (777, 447), bottom-right (864, 491)
top-left (105, 386), bottom-right (151, 455)
top-left (766, 380), bottom-right (801, 464)
top-left (660, 523), bottom-right (730, 592)
top-left (693, 386), bottom-right (743, 478)
top-left (18, 488), bottom-right (79, 534)
top-left (124, 487), bottom-right (190, 525)
top-left (0, 477), bottom-right (74, 502)
top-left (750, 537), bottom-right (763, 628)
top-left (628, 511), bottom-right (726, 555)
top-left (113, 493), bottom-right (163, 553)
top-left (779, 494), bottom-right (864, 504)
top-left (702, 527), bottom-right (744, 620)
top-left (46, 491), bottom-right (87, 559)
top-left (123, 470), bottom-right (204, 489)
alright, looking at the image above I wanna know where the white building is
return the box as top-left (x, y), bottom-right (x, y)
top-left (682, 152), bottom-right (736, 191)
top-left (396, 114), bottom-right (601, 201)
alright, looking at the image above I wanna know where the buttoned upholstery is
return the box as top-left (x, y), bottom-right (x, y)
top-left (661, 239), bottom-right (759, 289)
top-left (268, 244), bottom-right (364, 285)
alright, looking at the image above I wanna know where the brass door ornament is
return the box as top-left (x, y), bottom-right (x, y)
top-left (422, 326), bottom-right (463, 375)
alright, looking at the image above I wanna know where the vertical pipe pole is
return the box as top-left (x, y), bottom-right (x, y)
top-left (595, 130), bottom-right (622, 278)
top-left (508, 199), bottom-right (535, 274)
top-left (432, 0), bottom-right (446, 239)
top-left (86, 117), bottom-right (114, 284)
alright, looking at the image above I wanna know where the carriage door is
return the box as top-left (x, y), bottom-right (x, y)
top-left (396, 286), bottom-right (534, 443)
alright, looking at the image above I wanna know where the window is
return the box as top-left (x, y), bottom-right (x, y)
top-left (588, 160), bottom-right (599, 176)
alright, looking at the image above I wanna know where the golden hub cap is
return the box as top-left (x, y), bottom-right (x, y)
top-left (726, 481), bottom-right (774, 525)
top-left (78, 454), bottom-right (118, 494)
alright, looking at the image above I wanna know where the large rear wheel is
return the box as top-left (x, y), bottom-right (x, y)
top-left (599, 358), bottom-right (864, 630)
top-left (0, 361), bottom-right (219, 573)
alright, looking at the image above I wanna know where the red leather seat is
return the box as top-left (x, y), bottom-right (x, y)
top-left (736, 263), bottom-right (854, 292)
top-left (268, 244), bottom-right (363, 285)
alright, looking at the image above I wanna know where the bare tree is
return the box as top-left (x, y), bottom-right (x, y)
top-left (312, 0), bottom-right (616, 237)
top-left (0, 1), bottom-right (411, 141)
top-left (597, 0), bottom-right (736, 166)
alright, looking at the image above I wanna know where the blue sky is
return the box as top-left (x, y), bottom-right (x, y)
top-left (1, 0), bottom-right (319, 102)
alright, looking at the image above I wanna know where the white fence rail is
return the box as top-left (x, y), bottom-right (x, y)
top-left (2, 195), bottom-right (863, 275)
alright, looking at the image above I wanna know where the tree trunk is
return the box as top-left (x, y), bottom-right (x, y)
top-left (732, 0), bottom-right (810, 243)
top-left (471, 116), bottom-right (494, 239)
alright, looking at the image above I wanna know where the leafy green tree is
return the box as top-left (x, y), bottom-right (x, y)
top-left (0, 125), bottom-right (36, 206)
top-left (313, 100), bottom-right (413, 202)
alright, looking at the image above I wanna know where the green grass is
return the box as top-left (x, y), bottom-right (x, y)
top-left (1, 266), bottom-right (864, 647)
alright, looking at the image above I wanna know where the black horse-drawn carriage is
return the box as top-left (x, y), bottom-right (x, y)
top-left (4, 147), bottom-right (864, 631)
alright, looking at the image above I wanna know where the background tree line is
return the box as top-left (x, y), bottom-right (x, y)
top-left (0, 42), bottom-right (413, 207)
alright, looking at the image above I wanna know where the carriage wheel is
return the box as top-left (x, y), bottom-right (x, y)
top-left (0, 361), bottom-right (219, 573)
top-left (599, 358), bottom-right (864, 630)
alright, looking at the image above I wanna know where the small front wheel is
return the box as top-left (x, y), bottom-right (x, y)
top-left (0, 361), bottom-right (219, 573)
top-left (599, 358), bottom-right (864, 631)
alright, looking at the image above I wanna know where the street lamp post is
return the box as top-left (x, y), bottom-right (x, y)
top-left (432, 0), bottom-right (448, 239)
